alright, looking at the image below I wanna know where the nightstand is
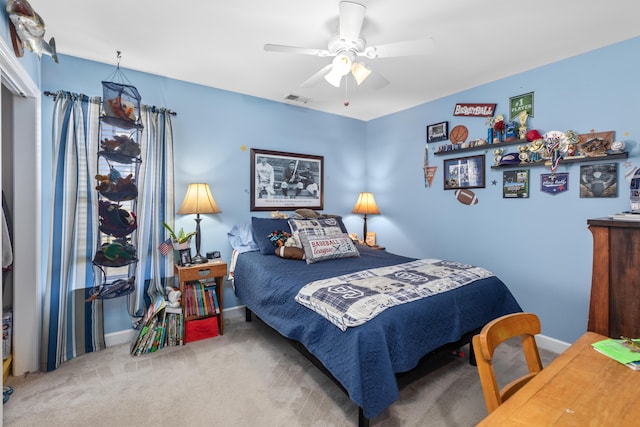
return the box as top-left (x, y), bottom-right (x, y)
top-left (174, 260), bottom-right (227, 337)
top-left (358, 242), bottom-right (385, 251)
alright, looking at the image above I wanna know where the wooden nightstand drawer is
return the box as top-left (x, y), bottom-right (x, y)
top-left (175, 262), bottom-right (226, 282)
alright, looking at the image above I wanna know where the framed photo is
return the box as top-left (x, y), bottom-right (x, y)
top-left (365, 232), bottom-right (376, 246)
top-left (577, 131), bottom-right (614, 156)
top-left (250, 149), bottom-right (324, 211)
top-left (503, 170), bottom-right (529, 198)
top-left (443, 154), bottom-right (486, 190)
top-left (580, 163), bottom-right (617, 198)
top-left (178, 249), bottom-right (192, 266)
top-left (426, 121), bottom-right (448, 143)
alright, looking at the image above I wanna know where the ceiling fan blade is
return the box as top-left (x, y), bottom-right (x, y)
top-left (366, 70), bottom-right (390, 90)
top-left (339, 1), bottom-right (366, 42)
top-left (362, 37), bottom-right (435, 58)
top-left (264, 44), bottom-right (331, 57)
top-left (300, 64), bottom-right (334, 88)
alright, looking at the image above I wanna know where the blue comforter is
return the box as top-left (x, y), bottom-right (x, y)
top-left (233, 245), bottom-right (522, 419)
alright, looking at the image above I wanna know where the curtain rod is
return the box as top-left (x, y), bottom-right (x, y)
top-left (43, 90), bottom-right (177, 116)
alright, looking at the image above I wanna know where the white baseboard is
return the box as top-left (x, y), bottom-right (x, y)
top-left (104, 305), bottom-right (247, 347)
top-left (104, 306), bottom-right (571, 356)
top-left (536, 334), bottom-right (570, 354)
top-left (223, 305), bottom-right (245, 319)
top-left (104, 328), bottom-right (137, 347)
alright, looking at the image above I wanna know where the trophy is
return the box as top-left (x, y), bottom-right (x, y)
top-left (518, 111), bottom-right (528, 140)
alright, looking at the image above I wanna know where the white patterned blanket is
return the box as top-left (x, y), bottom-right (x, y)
top-left (295, 259), bottom-right (495, 331)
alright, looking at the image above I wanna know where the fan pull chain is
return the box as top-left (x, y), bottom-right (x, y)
top-left (344, 76), bottom-right (350, 107)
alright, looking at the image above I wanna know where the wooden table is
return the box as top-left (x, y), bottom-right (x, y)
top-left (477, 331), bottom-right (640, 426)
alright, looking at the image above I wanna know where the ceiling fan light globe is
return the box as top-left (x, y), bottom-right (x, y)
top-left (351, 62), bottom-right (372, 85)
top-left (332, 53), bottom-right (352, 75)
top-left (324, 68), bottom-right (344, 87)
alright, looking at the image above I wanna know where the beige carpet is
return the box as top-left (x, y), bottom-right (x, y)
top-left (3, 312), bottom-right (557, 426)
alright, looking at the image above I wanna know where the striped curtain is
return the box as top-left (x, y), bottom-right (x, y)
top-left (129, 106), bottom-right (175, 317)
top-left (42, 92), bottom-right (103, 371)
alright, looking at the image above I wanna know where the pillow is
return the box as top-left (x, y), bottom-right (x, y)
top-left (298, 233), bottom-right (360, 264)
top-left (293, 210), bottom-right (349, 233)
top-left (274, 246), bottom-right (305, 260)
top-left (252, 217), bottom-right (291, 255)
top-left (288, 218), bottom-right (345, 248)
top-left (227, 223), bottom-right (259, 253)
top-left (293, 208), bottom-right (321, 219)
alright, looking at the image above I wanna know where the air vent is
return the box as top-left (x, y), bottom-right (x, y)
top-left (284, 94), bottom-right (310, 104)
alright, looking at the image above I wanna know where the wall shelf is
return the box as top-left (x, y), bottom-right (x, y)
top-left (490, 152), bottom-right (628, 169)
top-left (433, 139), bottom-right (528, 156)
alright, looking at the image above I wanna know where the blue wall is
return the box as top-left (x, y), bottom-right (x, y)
top-left (366, 37), bottom-right (640, 343)
top-left (40, 37), bottom-right (640, 343)
top-left (40, 55), bottom-right (367, 334)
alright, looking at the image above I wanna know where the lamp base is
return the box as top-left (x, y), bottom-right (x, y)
top-left (192, 254), bottom-right (208, 264)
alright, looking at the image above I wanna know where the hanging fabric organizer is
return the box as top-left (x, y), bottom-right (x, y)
top-left (89, 74), bottom-right (143, 301)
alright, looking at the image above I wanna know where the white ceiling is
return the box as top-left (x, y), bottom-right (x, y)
top-left (31, 0), bottom-right (640, 121)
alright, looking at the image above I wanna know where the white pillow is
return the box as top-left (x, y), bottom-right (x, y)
top-left (298, 233), bottom-right (360, 264)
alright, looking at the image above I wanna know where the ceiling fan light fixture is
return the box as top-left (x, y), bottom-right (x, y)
top-left (324, 53), bottom-right (353, 87)
top-left (324, 68), bottom-right (344, 87)
top-left (333, 53), bottom-right (352, 75)
top-left (351, 62), bottom-right (372, 85)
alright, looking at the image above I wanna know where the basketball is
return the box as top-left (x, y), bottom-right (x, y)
top-left (450, 125), bottom-right (469, 144)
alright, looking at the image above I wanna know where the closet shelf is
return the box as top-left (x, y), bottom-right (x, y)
top-left (100, 116), bottom-right (143, 130)
top-left (98, 151), bottom-right (142, 165)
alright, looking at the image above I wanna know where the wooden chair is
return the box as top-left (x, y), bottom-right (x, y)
top-left (472, 312), bottom-right (543, 414)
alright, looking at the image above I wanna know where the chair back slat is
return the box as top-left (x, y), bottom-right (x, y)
top-left (473, 312), bottom-right (543, 414)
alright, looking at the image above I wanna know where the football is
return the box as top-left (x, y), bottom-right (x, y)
top-left (454, 188), bottom-right (479, 205)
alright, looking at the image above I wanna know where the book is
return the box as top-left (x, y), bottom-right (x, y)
top-left (608, 212), bottom-right (640, 221)
top-left (131, 295), bottom-right (182, 355)
top-left (626, 360), bottom-right (640, 371)
top-left (592, 338), bottom-right (640, 369)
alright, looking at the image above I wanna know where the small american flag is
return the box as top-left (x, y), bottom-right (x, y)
top-left (158, 238), bottom-right (172, 256)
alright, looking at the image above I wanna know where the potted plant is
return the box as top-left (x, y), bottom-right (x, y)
top-left (162, 222), bottom-right (196, 250)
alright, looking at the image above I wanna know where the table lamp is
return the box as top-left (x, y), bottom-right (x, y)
top-left (177, 183), bottom-right (221, 264)
top-left (352, 192), bottom-right (380, 244)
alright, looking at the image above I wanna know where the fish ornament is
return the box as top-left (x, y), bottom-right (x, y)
top-left (6, 0), bottom-right (58, 63)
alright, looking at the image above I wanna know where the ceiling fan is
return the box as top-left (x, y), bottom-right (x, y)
top-left (264, 1), bottom-right (434, 90)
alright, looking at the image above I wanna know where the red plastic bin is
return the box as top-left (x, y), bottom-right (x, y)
top-left (185, 316), bottom-right (218, 343)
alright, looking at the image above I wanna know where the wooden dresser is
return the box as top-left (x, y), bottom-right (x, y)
top-left (587, 218), bottom-right (640, 338)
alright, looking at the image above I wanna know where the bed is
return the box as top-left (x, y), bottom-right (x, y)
top-left (230, 217), bottom-right (522, 425)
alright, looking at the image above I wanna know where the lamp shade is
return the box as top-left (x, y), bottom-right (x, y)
top-left (177, 183), bottom-right (221, 215)
top-left (352, 192), bottom-right (380, 215)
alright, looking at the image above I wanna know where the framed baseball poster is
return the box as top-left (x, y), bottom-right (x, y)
top-left (251, 148), bottom-right (324, 211)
